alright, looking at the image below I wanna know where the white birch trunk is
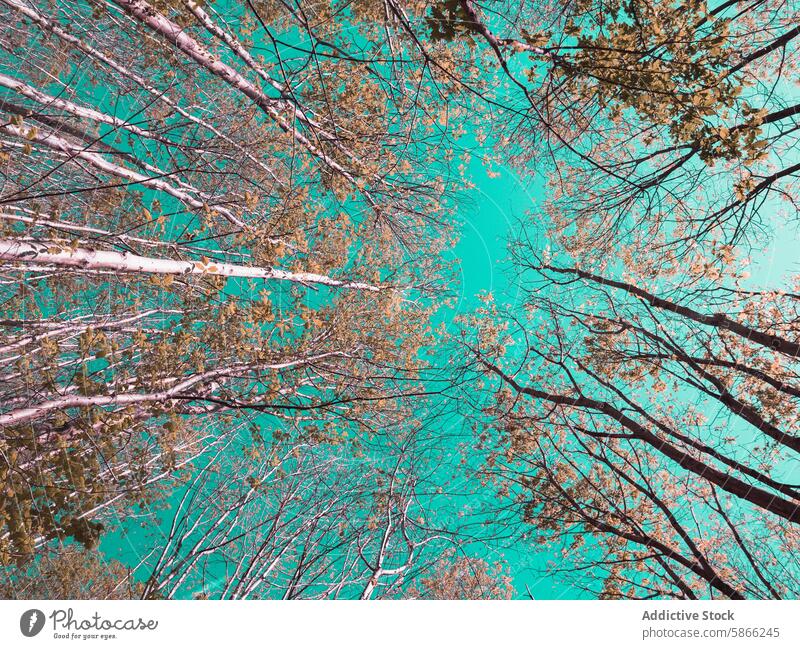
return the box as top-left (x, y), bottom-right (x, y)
top-left (0, 72), bottom-right (165, 143)
top-left (0, 239), bottom-right (383, 291)
top-left (110, 0), bottom-right (362, 185)
top-left (0, 122), bottom-right (251, 230)
top-left (0, 0), bottom-right (282, 185)
top-left (0, 351), bottom-right (346, 427)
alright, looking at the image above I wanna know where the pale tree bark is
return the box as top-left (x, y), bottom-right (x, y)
top-left (0, 351), bottom-right (347, 427)
top-left (0, 122), bottom-right (251, 230)
top-left (0, 240), bottom-right (384, 292)
top-left (0, 0), bottom-right (283, 184)
top-left (109, 0), bottom-right (368, 190)
top-left (0, 72), bottom-right (168, 144)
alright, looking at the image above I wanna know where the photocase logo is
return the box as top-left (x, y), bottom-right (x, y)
top-left (20, 609), bottom-right (45, 637)
top-left (15, 607), bottom-right (159, 639)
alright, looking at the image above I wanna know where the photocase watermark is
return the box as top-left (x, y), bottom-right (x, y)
top-left (17, 608), bottom-right (158, 641)
top-left (638, 607), bottom-right (783, 642)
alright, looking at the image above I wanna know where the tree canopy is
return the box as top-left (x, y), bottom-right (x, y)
top-left (1, 0), bottom-right (798, 600)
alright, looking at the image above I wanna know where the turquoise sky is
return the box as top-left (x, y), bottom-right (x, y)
top-left (431, 144), bottom-right (581, 598)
